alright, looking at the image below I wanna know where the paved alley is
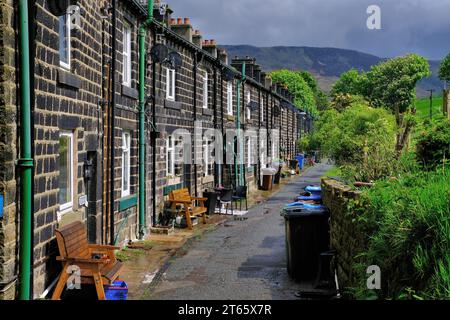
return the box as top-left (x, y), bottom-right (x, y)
top-left (142, 164), bottom-right (331, 300)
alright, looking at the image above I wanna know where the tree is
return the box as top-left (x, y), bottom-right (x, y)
top-left (439, 53), bottom-right (450, 84)
top-left (364, 54), bottom-right (430, 153)
top-left (330, 69), bottom-right (364, 97)
top-left (270, 70), bottom-right (317, 115)
top-left (298, 71), bottom-right (330, 111)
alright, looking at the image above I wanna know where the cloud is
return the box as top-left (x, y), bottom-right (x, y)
top-left (164, 0), bottom-right (450, 60)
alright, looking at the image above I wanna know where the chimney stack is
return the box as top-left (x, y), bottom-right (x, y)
top-left (171, 17), bottom-right (193, 42)
top-left (203, 39), bottom-right (218, 58)
top-left (192, 29), bottom-right (202, 48)
top-left (218, 48), bottom-right (228, 65)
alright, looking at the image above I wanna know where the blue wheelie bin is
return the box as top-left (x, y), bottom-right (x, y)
top-left (295, 154), bottom-right (305, 171)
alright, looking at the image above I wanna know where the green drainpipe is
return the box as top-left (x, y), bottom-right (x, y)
top-left (138, 0), bottom-right (153, 239)
top-left (18, 0), bottom-right (33, 300)
top-left (235, 63), bottom-right (246, 187)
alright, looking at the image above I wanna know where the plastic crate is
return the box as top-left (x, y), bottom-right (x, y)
top-left (104, 280), bottom-right (128, 300)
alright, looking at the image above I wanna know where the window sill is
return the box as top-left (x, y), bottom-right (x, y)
top-left (167, 177), bottom-right (182, 186)
top-left (165, 99), bottom-right (182, 110)
top-left (57, 69), bottom-right (81, 89)
top-left (202, 108), bottom-right (213, 116)
top-left (226, 115), bottom-right (235, 121)
top-left (202, 175), bottom-right (214, 184)
top-left (118, 194), bottom-right (138, 212)
top-left (121, 85), bottom-right (139, 100)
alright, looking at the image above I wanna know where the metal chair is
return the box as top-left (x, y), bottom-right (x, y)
top-left (218, 188), bottom-right (233, 215)
top-left (232, 186), bottom-right (248, 211)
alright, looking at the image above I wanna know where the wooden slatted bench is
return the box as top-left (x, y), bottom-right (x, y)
top-left (169, 188), bottom-right (207, 230)
top-left (51, 221), bottom-right (123, 300)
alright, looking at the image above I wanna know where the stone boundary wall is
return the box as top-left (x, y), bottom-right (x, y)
top-left (321, 178), bottom-right (366, 292)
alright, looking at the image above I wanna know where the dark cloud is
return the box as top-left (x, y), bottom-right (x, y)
top-left (164, 0), bottom-right (450, 60)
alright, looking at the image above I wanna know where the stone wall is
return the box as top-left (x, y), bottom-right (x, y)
top-left (0, 0), bottom-right (17, 300)
top-left (321, 178), bottom-right (366, 292)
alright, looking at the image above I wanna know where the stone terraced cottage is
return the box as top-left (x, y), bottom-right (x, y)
top-left (0, 0), bottom-right (311, 299)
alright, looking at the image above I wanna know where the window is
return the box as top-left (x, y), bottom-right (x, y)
top-left (123, 22), bottom-right (132, 86)
top-left (261, 98), bottom-right (265, 122)
top-left (203, 73), bottom-right (208, 108)
top-left (247, 137), bottom-right (253, 168)
top-left (167, 136), bottom-right (174, 176)
top-left (59, 14), bottom-right (71, 69)
top-left (166, 136), bottom-right (182, 177)
top-left (246, 92), bottom-right (251, 120)
top-left (59, 131), bottom-right (74, 212)
top-left (166, 68), bottom-right (176, 101)
top-left (227, 82), bottom-right (233, 115)
top-left (203, 139), bottom-right (211, 177)
top-left (121, 132), bottom-right (131, 197)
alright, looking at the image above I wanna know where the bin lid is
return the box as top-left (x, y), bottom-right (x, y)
top-left (281, 206), bottom-right (329, 219)
top-left (305, 185), bottom-right (322, 193)
top-left (262, 168), bottom-right (277, 175)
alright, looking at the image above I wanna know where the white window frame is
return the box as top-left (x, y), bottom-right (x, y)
top-left (167, 135), bottom-right (175, 176)
top-left (261, 98), bottom-right (265, 122)
top-left (59, 131), bottom-right (74, 214)
top-left (227, 82), bottom-right (233, 115)
top-left (121, 131), bottom-right (131, 198)
top-left (203, 139), bottom-right (211, 177)
top-left (203, 72), bottom-right (209, 108)
top-left (59, 14), bottom-right (71, 70)
top-left (246, 92), bottom-right (251, 120)
top-left (166, 68), bottom-right (176, 101)
top-left (122, 22), bottom-right (132, 87)
top-left (247, 137), bottom-right (253, 168)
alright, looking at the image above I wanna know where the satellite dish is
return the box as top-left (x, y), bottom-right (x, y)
top-left (149, 44), bottom-right (169, 64)
top-left (167, 51), bottom-right (183, 70)
top-left (48, 0), bottom-right (69, 16)
top-left (248, 101), bottom-right (259, 111)
top-left (48, 0), bottom-right (78, 16)
top-left (222, 68), bottom-right (235, 81)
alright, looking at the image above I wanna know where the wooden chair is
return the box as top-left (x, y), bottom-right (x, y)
top-left (169, 188), bottom-right (207, 230)
top-left (51, 221), bottom-right (123, 300)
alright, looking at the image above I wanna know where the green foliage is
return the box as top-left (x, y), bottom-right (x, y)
top-left (365, 54), bottom-right (431, 116)
top-left (351, 169), bottom-right (450, 299)
top-left (299, 101), bottom-right (397, 182)
top-left (332, 55), bottom-right (431, 117)
top-left (331, 69), bottom-right (364, 97)
top-left (439, 53), bottom-right (450, 83)
top-left (269, 69), bottom-right (317, 115)
top-left (416, 119), bottom-right (450, 169)
top-left (298, 70), bottom-right (330, 111)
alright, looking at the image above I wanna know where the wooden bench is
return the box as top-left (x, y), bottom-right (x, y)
top-left (51, 221), bottom-right (123, 300)
top-left (169, 188), bottom-right (208, 230)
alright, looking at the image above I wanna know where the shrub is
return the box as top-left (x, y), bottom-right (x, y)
top-left (351, 169), bottom-right (450, 299)
top-left (416, 119), bottom-right (450, 169)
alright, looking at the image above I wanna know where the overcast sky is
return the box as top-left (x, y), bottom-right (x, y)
top-left (165, 0), bottom-right (450, 60)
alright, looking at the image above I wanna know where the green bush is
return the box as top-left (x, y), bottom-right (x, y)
top-left (351, 169), bottom-right (450, 299)
top-left (299, 101), bottom-right (397, 182)
top-left (416, 119), bottom-right (450, 169)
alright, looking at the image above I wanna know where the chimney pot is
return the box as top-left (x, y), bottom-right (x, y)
top-left (210, 39), bottom-right (216, 45)
top-left (204, 40), bottom-right (210, 45)
top-left (177, 17), bottom-right (183, 24)
top-left (184, 17), bottom-right (191, 25)
top-left (170, 18), bottom-right (176, 25)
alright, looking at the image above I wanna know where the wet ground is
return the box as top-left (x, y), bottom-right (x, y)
top-left (142, 163), bottom-right (331, 300)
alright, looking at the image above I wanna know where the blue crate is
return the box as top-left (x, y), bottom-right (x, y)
top-left (104, 280), bottom-right (128, 300)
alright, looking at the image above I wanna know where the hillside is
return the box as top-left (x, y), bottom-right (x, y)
top-left (221, 45), bottom-right (444, 97)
